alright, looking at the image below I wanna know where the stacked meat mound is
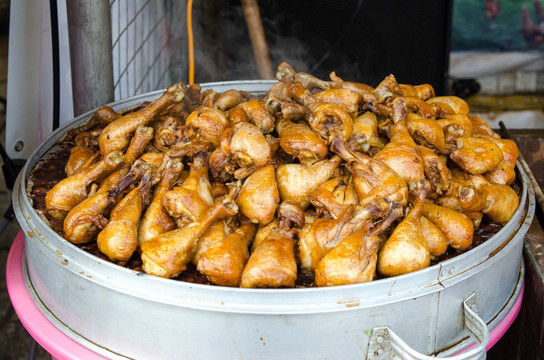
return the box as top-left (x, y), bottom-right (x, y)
top-left (42, 63), bottom-right (520, 287)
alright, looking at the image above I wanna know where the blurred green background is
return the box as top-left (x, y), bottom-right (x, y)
top-left (452, 0), bottom-right (544, 51)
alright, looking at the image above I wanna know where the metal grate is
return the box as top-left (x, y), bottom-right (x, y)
top-left (110, 0), bottom-right (187, 100)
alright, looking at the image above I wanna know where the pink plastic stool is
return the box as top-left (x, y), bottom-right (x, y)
top-left (6, 231), bottom-right (107, 360)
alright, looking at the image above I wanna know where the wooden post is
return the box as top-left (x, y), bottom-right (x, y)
top-left (66, 0), bottom-right (114, 116)
top-left (240, 0), bottom-right (274, 79)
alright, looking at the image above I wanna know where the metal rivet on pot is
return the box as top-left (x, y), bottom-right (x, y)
top-left (376, 348), bottom-right (384, 356)
top-left (377, 336), bottom-right (383, 344)
top-left (14, 140), bottom-right (24, 152)
top-left (449, 268), bottom-right (456, 275)
top-left (441, 270), bottom-right (447, 277)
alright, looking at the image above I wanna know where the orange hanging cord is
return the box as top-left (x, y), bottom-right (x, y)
top-left (186, 0), bottom-right (195, 84)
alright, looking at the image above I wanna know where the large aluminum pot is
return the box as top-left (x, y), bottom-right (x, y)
top-left (13, 81), bottom-right (535, 360)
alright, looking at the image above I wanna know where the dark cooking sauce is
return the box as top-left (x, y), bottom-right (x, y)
top-left (27, 135), bottom-right (521, 288)
top-left (27, 144), bottom-right (72, 237)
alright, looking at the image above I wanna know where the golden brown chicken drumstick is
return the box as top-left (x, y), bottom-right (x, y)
top-left (212, 89), bottom-right (250, 111)
top-left (197, 219), bottom-right (257, 286)
top-left (241, 201), bottom-right (305, 288)
top-left (161, 151), bottom-right (214, 227)
top-left (348, 111), bottom-right (385, 154)
top-left (398, 82), bottom-right (435, 101)
top-left (420, 216), bottom-right (448, 257)
top-left (62, 175), bottom-right (120, 244)
top-left (124, 125), bottom-right (155, 163)
top-left (236, 164), bottom-right (279, 225)
top-left (97, 168), bottom-right (159, 262)
top-left (219, 121), bottom-right (272, 179)
top-left (63, 124), bottom-right (156, 241)
top-left (184, 107), bottom-right (229, 147)
top-left (310, 177), bottom-right (358, 219)
top-left (315, 229), bottom-right (382, 286)
top-left (265, 80), bottom-right (309, 121)
top-left (99, 82), bottom-right (186, 155)
top-left (427, 96), bottom-right (469, 116)
top-left (308, 102), bottom-right (354, 144)
top-left (275, 156), bottom-right (342, 209)
top-left (480, 183), bottom-right (520, 225)
top-left (378, 180), bottom-right (432, 277)
top-left (330, 139), bottom-right (409, 207)
top-left (193, 219), bottom-right (235, 266)
top-left (480, 135), bottom-right (519, 185)
top-left (315, 200), bottom-right (403, 286)
top-left (238, 99), bottom-right (276, 133)
top-left (298, 198), bottom-right (402, 274)
top-left (373, 98), bottom-right (425, 186)
top-left (313, 88), bottom-right (362, 116)
top-left (329, 71), bottom-right (374, 94)
top-left (138, 157), bottom-right (183, 245)
top-left (405, 113), bottom-right (446, 153)
top-left (46, 151), bottom-right (124, 220)
top-left (417, 146), bottom-right (450, 198)
top-left (276, 117), bottom-right (329, 165)
top-left (140, 187), bottom-right (239, 278)
top-left (44, 61), bottom-right (524, 288)
top-left (65, 145), bottom-right (98, 177)
top-left (93, 105), bottom-right (122, 125)
top-left (453, 170), bottom-right (520, 225)
top-left (422, 202), bottom-right (474, 251)
top-left (450, 136), bottom-right (503, 175)
top-left (276, 62), bottom-right (331, 91)
top-left (63, 159), bottom-right (151, 244)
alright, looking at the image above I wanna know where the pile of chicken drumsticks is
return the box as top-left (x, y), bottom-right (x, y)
top-left (41, 62), bottom-right (520, 287)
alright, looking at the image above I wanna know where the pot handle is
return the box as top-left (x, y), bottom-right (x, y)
top-left (366, 293), bottom-right (489, 360)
